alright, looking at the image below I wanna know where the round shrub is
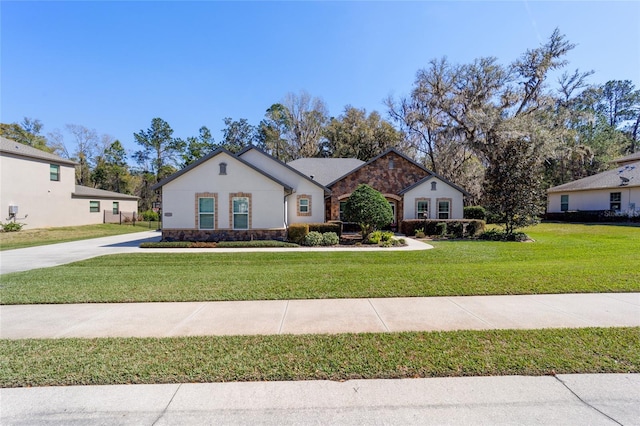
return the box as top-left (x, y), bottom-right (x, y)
top-left (303, 231), bottom-right (323, 246)
top-left (321, 232), bottom-right (339, 246)
top-left (464, 206), bottom-right (486, 220)
top-left (1, 222), bottom-right (24, 232)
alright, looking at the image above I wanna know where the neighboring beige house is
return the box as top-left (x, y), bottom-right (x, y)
top-left (0, 137), bottom-right (138, 229)
top-left (153, 146), bottom-right (468, 241)
top-left (547, 154), bottom-right (639, 216)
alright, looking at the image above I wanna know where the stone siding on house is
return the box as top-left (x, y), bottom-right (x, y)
top-left (162, 228), bottom-right (287, 242)
top-left (328, 151), bottom-right (429, 221)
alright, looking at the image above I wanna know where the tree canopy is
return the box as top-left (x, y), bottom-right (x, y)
top-left (343, 184), bottom-right (394, 237)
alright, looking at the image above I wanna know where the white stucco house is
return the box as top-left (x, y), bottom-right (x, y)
top-left (153, 146), bottom-right (469, 241)
top-left (547, 152), bottom-right (640, 217)
top-left (0, 137), bottom-right (139, 229)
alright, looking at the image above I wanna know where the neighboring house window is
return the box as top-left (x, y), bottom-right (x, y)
top-left (437, 199), bottom-right (451, 219)
top-left (416, 199), bottom-right (430, 219)
top-left (112, 202), bottom-right (119, 214)
top-left (219, 162), bottom-right (227, 175)
top-left (90, 201), bottom-right (100, 213)
top-left (610, 192), bottom-right (622, 211)
top-left (199, 197), bottom-right (215, 229)
top-left (560, 195), bottom-right (569, 212)
top-left (232, 196), bottom-right (249, 229)
top-left (50, 164), bottom-right (60, 181)
top-left (297, 195), bottom-right (311, 216)
top-left (339, 201), bottom-right (347, 221)
top-left (431, 181), bottom-right (437, 191)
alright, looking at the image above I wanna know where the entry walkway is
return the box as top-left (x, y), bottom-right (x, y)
top-left (0, 230), bottom-right (432, 274)
top-left (2, 293), bottom-right (638, 339)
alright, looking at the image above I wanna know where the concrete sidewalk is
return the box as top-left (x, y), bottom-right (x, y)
top-left (2, 292), bottom-right (638, 339)
top-left (0, 230), bottom-right (432, 274)
top-left (2, 374), bottom-right (638, 425)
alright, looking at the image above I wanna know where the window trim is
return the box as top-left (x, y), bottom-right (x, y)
top-left (560, 195), bottom-right (569, 212)
top-left (230, 194), bottom-right (251, 230)
top-left (219, 162), bottom-right (227, 175)
top-left (112, 202), bottom-right (120, 215)
top-left (50, 164), bottom-right (60, 181)
top-left (416, 198), bottom-right (430, 219)
top-left (610, 192), bottom-right (622, 211)
top-left (436, 198), bottom-right (451, 219)
top-left (297, 194), bottom-right (312, 216)
top-left (198, 197), bottom-right (215, 230)
top-left (195, 193), bottom-right (218, 230)
top-left (431, 181), bottom-right (437, 191)
top-left (89, 200), bottom-right (100, 213)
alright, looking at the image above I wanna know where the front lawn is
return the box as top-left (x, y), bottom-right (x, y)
top-left (1, 327), bottom-right (637, 387)
top-left (0, 222), bottom-right (158, 251)
top-left (1, 223), bottom-right (638, 304)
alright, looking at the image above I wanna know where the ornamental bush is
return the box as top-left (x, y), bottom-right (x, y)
top-left (343, 184), bottom-right (393, 238)
top-left (303, 231), bottom-right (324, 246)
top-left (288, 223), bottom-right (309, 244)
top-left (1, 222), bottom-right (24, 232)
top-left (463, 206), bottom-right (487, 220)
top-left (321, 232), bottom-right (340, 246)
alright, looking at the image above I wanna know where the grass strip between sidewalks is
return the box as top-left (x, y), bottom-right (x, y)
top-left (1, 327), bottom-right (638, 388)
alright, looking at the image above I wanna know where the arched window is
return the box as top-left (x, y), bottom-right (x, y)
top-left (431, 181), bottom-right (437, 191)
top-left (219, 162), bottom-right (227, 175)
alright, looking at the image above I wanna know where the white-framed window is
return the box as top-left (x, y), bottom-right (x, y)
top-left (90, 200), bottom-right (100, 213)
top-left (560, 195), bottom-right (569, 212)
top-left (416, 199), bottom-right (430, 219)
top-left (233, 197), bottom-right (249, 229)
top-left (50, 164), bottom-right (60, 181)
top-left (199, 197), bottom-right (215, 229)
top-left (298, 197), bottom-right (310, 215)
top-left (112, 202), bottom-right (120, 215)
top-left (437, 199), bottom-right (450, 219)
top-left (610, 192), bottom-right (622, 211)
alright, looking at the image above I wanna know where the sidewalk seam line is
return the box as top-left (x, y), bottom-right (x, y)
top-left (445, 298), bottom-right (494, 327)
top-left (368, 299), bottom-right (390, 332)
top-left (553, 375), bottom-right (623, 425)
top-left (278, 300), bottom-right (289, 334)
top-left (152, 383), bottom-right (182, 426)
top-left (167, 303), bottom-right (208, 337)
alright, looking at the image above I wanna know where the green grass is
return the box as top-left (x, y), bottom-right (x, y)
top-left (0, 222), bottom-right (158, 251)
top-left (0, 327), bottom-right (637, 387)
top-left (1, 223), bottom-right (638, 304)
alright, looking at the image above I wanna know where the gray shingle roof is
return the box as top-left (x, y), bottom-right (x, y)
top-left (547, 162), bottom-right (640, 193)
top-left (287, 158), bottom-right (365, 186)
top-left (615, 151), bottom-right (640, 165)
top-left (0, 136), bottom-right (77, 166)
top-left (72, 185), bottom-right (139, 200)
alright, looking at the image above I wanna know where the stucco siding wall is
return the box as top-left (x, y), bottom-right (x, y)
top-left (161, 153), bottom-right (285, 230)
top-left (240, 149), bottom-right (326, 224)
top-left (548, 188), bottom-right (640, 213)
top-left (1, 154), bottom-right (76, 229)
top-left (402, 177), bottom-right (465, 220)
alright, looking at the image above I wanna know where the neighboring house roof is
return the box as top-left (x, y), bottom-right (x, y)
top-left (615, 151), bottom-right (640, 166)
top-left (0, 136), bottom-right (77, 166)
top-left (547, 162), bottom-right (640, 193)
top-left (287, 158), bottom-right (365, 186)
top-left (236, 146), bottom-right (331, 194)
top-left (72, 185), bottom-right (139, 200)
top-left (152, 147), bottom-right (293, 191)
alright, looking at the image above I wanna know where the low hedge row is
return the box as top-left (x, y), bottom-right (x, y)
top-left (140, 241), bottom-right (299, 248)
top-left (288, 222), bottom-right (342, 244)
top-left (400, 219), bottom-right (486, 238)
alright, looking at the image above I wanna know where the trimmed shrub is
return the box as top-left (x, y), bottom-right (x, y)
top-left (217, 241), bottom-right (299, 248)
top-left (308, 222), bottom-right (341, 236)
top-left (465, 220), bottom-right (486, 237)
top-left (478, 230), bottom-right (529, 242)
top-left (303, 231), bottom-right (323, 246)
top-left (464, 206), bottom-right (486, 220)
top-left (288, 223), bottom-right (309, 244)
top-left (321, 232), bottom-right (340, 246)
top-left (448, 222), bottom-right (464, 238)
top-left (436, 222), bottom-right (447, 236)
top-left (367, 230), bottom-right (394, 245)
top-left (140, 241), bottom-right (193, 248)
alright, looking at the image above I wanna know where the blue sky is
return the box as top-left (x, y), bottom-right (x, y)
top-left (2, 1), bottom-right (639, 158)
